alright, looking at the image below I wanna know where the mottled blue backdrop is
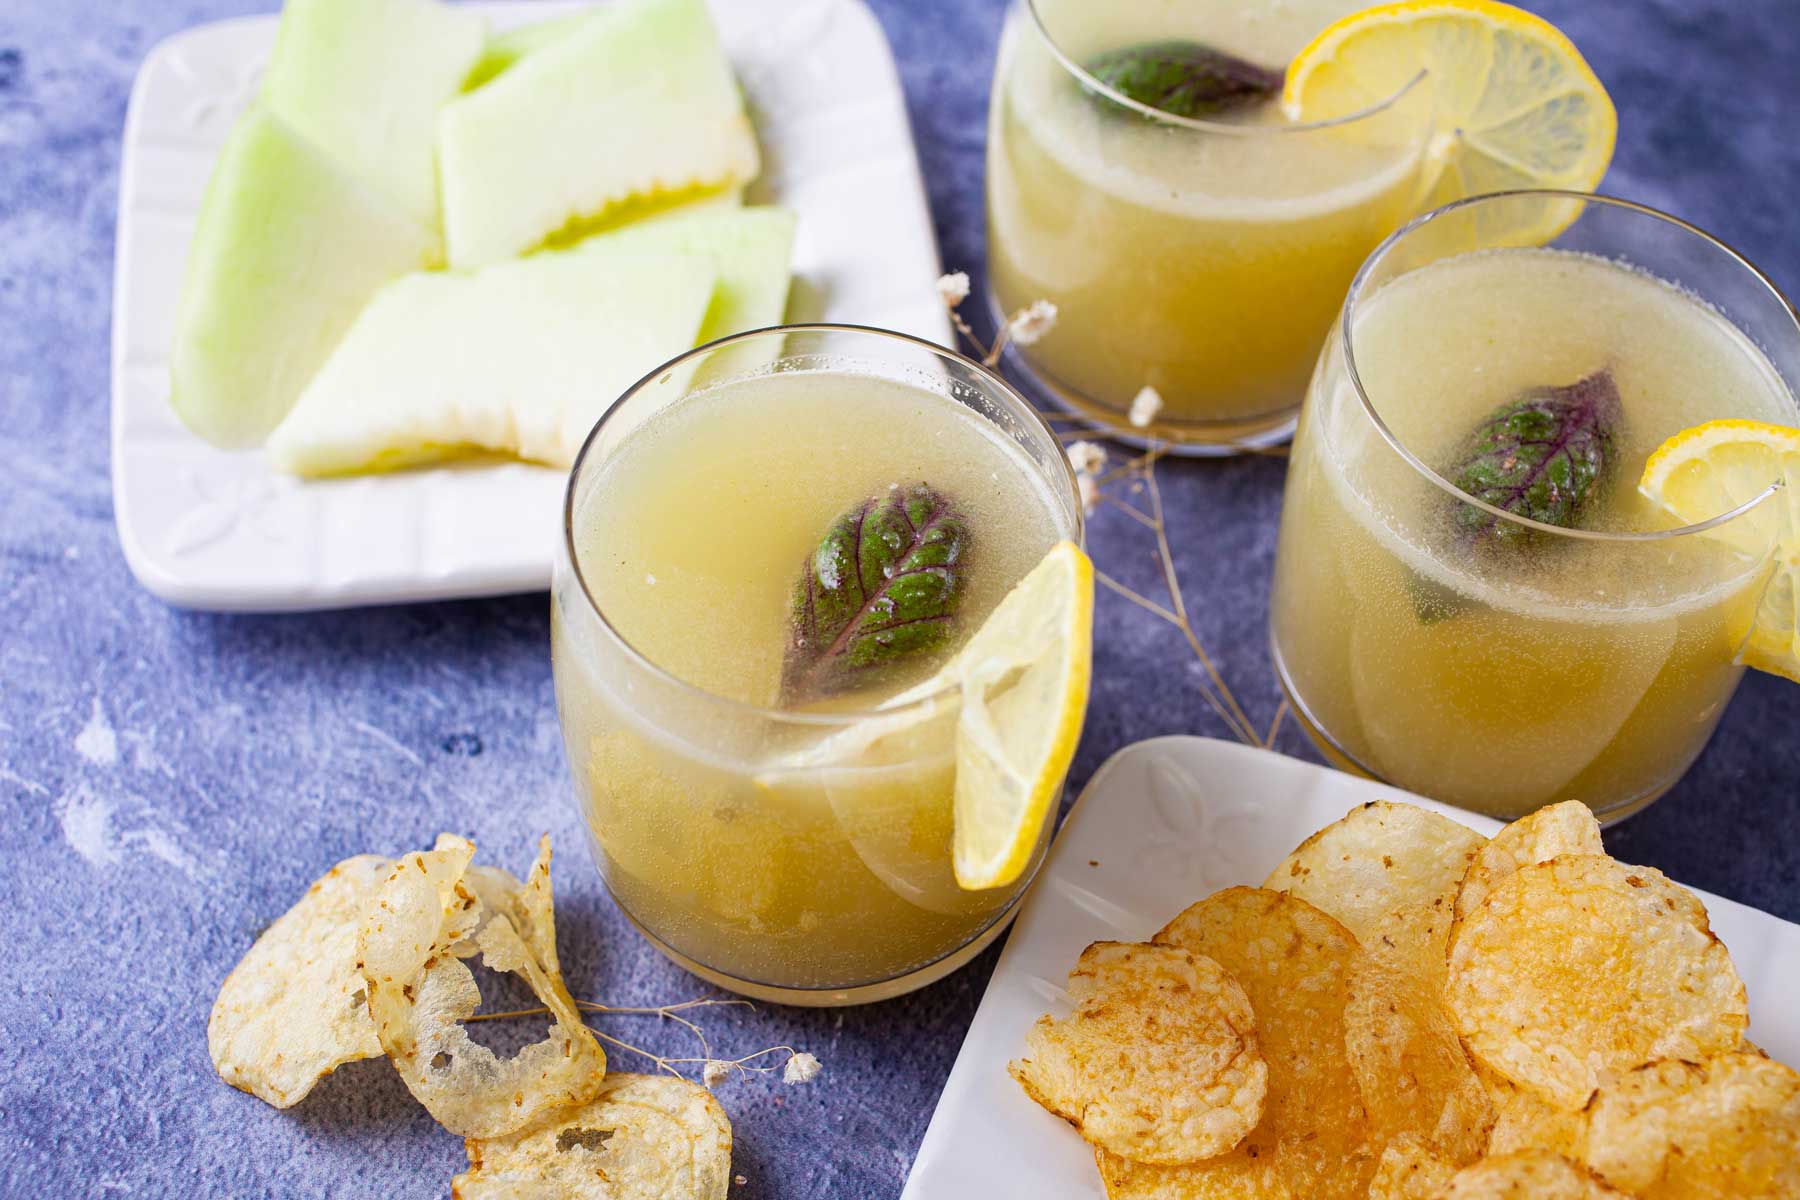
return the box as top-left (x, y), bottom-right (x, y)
top-left (1, 1), bottom-right (1797, 1196)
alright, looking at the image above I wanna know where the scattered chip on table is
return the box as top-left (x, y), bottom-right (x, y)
top-left (208, 853), bottom-right (390, 1107)
top-left (452, 1072), bottom-right (733, 1200)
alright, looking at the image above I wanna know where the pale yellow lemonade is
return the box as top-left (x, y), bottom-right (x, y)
top-left (1272, 247), bottom-right (1797, 818)
top-left (987, 0), bottom-right (1430, 440)
top-left (552, 370), bottom-right (1072, 994)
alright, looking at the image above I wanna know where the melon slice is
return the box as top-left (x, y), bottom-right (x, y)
top-left (462, 12), bottom-right (589, 91)
top-left (438, 0), bottom-right (761, 269)
top-left (263, 0), bottom-right (485, 234)
top-left (170, 106), bottom-right (438, 448)
top-left (266, 251), bottom-right (718, 475)
top-left (584, 206), bottom-right (796, 362)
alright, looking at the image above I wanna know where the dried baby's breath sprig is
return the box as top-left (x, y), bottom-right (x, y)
top-left (466, 994), bottom-right (819, 1093)
top-left (935, 269), bottom-right (1278, 751)
top-left (1129, 385), bottom-right (1165, 429)
top-left (1007, 300), bottom-right (1059, 347)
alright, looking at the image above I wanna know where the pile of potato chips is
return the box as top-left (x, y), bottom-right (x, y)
top-left (1011, 800), bottom-right (1800, 1199)
top-left (208, 834), bottom-right (733, 1199)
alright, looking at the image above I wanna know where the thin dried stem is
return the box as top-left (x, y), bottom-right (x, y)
top-left (1096, 492), bottom-right (1158, 529)
top-left (1095, 569), bottom-right (1181, 626)
top-left (1266, 697), bottom-right (1291, 747)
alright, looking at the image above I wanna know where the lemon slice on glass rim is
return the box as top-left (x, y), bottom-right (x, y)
top-left (1639, 420), bottom-right (1800, 681)
top-left (758, 541), bottom-right (1094, 891)
top-left (1283, 0), bottom-right (1617, 241)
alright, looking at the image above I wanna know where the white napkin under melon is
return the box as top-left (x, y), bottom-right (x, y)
top-left (169, 0), bottom-right (792, 473)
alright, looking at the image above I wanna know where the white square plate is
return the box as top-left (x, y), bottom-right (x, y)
top-left (111, 0), bottom-right (951, 611)
top-left (902, 737), bottom-right (1800, 1199)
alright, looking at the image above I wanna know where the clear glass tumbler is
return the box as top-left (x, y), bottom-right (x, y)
top-left (986, 0), bottom-right (1434, 451)
top-left (552, 326), bottom-right (1084, 1005)
top-left (1271, 192), bottom-right (1800, 821)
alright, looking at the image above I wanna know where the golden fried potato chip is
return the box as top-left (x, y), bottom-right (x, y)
top-left (1367, 1134), bottom-right (1456, 1200)
top-left (1154, 888), bottom-right (1373, 1200)
top-left (1437, 1151), bottom-right (1626, 1198)
top-left (1009, 941), bottom-right (1267, 1164)
top-left (1478, 1064), bottom-right (1584, 1158)
top-left (1577, 1053), bottom-right (1800, 1199)
top-left (1096, 1146), bottom-right (1290, 1199)
top-left (1455, 801), bottom-right (1603, 921)
top-left (358, 834), bottom-right (606, 1138)
top-left (1444, 855), bottom-right (1747, 1111)
top-left (1264, 801), bottom-right (1485, 944)
top-left (452, 1073), bottom-right (732, 1200)
top-left (1346, 906), bottom-right (1493, 1165)
top-left (208, 854), bottom-right (389, 1107)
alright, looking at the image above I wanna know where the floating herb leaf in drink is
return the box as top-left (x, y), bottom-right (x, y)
top-left (1084, 41), bottom-right (1283, 120)
top-left (782, 484), bottom-right (967, 702)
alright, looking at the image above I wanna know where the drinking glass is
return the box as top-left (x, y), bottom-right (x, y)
top-left (1271, 192), bottom-right (1800, 820)
top-left (552, 326), bottom-right (1084, 1004)
top-left (986, 0), bottom-right (1434, 451)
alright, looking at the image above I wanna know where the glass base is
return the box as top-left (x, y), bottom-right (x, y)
top-left (984, 288), bottom-right (1299, 457)
top-left (617, 902), bottom-right (1022, 1007)
top-left (1269, 633), bottom-right (1673, 828)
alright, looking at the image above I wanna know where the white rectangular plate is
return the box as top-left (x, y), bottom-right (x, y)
top-left (903, 737), bottom-right (1800, 1199)
top-left (112, 0), bottom-right (951, 611)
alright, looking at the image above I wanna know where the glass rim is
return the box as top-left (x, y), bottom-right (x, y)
top-left (1021, 0), bottom-right (1429, 136)
top-left (560, 322), bottom-right (1086, 727)
top-left (1340, 189), bottom-right (1799, 545)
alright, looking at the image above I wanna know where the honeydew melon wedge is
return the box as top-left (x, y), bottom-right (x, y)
top-left (438, 0), bottom-right (761, 269)
top-left (462, 12), bottom-right (588, 91)
top-left (586, 206), bottom-right (796, 364)
top-left (170, 106), bottom-right (438, 448)
top-left (263, 0), bottom-right (485, 234)
top-left (265, 251), bottom-right (718, 475)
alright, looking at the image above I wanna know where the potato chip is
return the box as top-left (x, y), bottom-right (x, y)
top-left (1438, 1151), bottom-right (1626, 1198)
top-left (1096, 1146), bottom-right (1290, 1199)
top-left (452, 1072), bottom-right (732, 1200)
top-left (1444, 854), bottom-right (1747, 1110)
top-left (1366, 1134), bottom-right (1456, 1200)
top-left (358, 834), bottom-right (607, 1138)
top-left (1154, 888), bottom-right (1373, 1200)
top-left (1478, 1065), bottom-right (1584, 1158)
top-left (1577, 1053), bottom-right (1800, 1198)
top-left (1009, 941), bottom-right (1267, 1164)
top-left (1455, 801), bottom-right (1603, 920)
top-left (208, 854), bottom-right (389, 1107)
top-left (1345, 906), bottom-right (1493, 1164)
top-left (1264, 801), bottom-right (1485, 944)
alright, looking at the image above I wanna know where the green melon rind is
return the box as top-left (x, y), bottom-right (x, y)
top-left (170, 106), bottom-right (439, 449)
top-left (266, 251), bottom-right (719, 475)
top-left (438, 0), bottom-right (761, 269)
top-left (263, 0), bottom-right (485, 235)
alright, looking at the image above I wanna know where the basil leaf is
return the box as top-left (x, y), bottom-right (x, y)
top-left (782, 484), bottom-right (967, 703)
top-left (1447, 369), bottom-right (1622, 549)
top-left (1084, 41), bottom-right (1282, 120)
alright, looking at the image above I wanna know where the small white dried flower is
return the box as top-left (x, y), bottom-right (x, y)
top-left (783, 1051), bottom-right (822, 1085)
top-left (1129, 385), bottom-right (1164, 429)
top-left (1077, 474), bottom-right (1099, 515)
top-left (1007, 300), bottom-right (1058, 346)
top-left (936, 271), bottom-right (971, 308)
top-left (702, 1059), bottom-right (733, 1090)
top-left (1065, 440), bottom-right (1107, 478)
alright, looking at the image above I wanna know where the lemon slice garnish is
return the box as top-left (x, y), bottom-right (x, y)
top-left (1638, 420), bottom-right (1800, 681)
top-left (1284, 0), bottom-right (1616, 243)
top-left (757, 541), bottom-right (1094, 891)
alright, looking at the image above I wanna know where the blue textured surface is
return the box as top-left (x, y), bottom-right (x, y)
top-left (2, 1), bottom-right (1798, 1195)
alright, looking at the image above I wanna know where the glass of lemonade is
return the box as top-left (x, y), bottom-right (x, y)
top-left (551, 326), bottom-right (1083, 1004)
top-left (1272, 192), bottom-right (1800, 821)
top-left (986, 0), bottom-right (1434, 450)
